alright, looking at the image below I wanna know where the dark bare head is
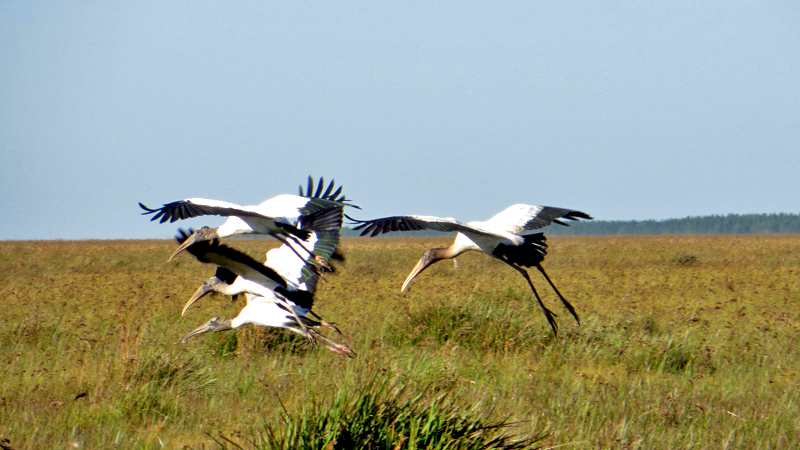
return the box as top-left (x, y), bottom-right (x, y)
top-left (182, 317), bottom-right (233, 342)
top-left (170, 227), bottom-right (220, 261)
top-left (182, 278), bottom-right (221, 316)
top-left (182, 267), bottom-right (239, 316)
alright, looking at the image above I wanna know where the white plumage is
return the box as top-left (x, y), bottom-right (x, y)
top-left (349, 203), bottom-right (592, 335)
top-left (182, 291), bottom-right (353, 358)
top-left (139, 186), bottom-right (350, 260)
top-left (175, 177), bottom-right (354, 357)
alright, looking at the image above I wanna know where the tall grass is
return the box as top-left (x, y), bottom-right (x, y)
top-left (242, 372), bottom-right (541, 450)
top-left (1, 235), bottom-right (799, 448)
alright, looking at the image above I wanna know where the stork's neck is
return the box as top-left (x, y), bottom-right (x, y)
top-left (231, 313), bottom-right (248, 329)
top-left (432, 246), bottom-right (458, 261)
top-left (436, 239), bottom-right (476, 261)
top-left (217, 217), bottom-right (250, 238)
top-left (447, 233), bottom-right (481, 258)
top-left (216, 281), bottom-right (244, 297)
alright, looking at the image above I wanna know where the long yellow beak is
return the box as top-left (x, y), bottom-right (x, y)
top-left (401, 256), bottom-right (435, 292)
top-left (182, 322), bottom-right (212, 342)
top-left (182, 282), bottom-right (213, 316)
top-left (170, 232), bottom-right (199, 261)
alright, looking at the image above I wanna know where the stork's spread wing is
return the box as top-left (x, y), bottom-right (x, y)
top-left (255, 194), bottom-right (345, 222)
top-left (348, 215), bottom-right (501, 238)
top-left (141, 175), bottom-right (357, 226)
top-left (299, 175), bottom-right (360, 209)
top-left (267, 203), bottom-right (345, 292)
top-left (213, 266), bottom-right (238, 285)
top-left (175, 229), bottom-right (314, 308)
top-left (257, 175), bottom-right (349, 290)
top-left (175, 229), bottom-right (287, 288)
top-left (483, 204), bottom-right (592, 235)
top-left (140, 199), bottom-right (272, 224)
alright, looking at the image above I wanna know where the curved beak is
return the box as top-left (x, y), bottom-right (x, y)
top-left (182, 321), bottom-right (214, 342)
top-left (181, 280), bottom-right (215, 316)
top-left (170, 227), bottom-right (217, 261)
top-left (401, 252), bottom-right (437, 292)
top-left (182, 317), bottom-right (231, 342)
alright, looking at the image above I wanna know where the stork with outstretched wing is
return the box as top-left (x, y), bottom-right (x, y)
top-left (176, 177), bottom-right (355, 358)
top-left (348, 204), bottom-right (592, 335)
top-left (139, 176), bottom-right (357, 261)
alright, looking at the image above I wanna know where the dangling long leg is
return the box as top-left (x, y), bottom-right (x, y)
top-left (308, 310), bottom-right (342, 336)
top-left (273, 294), bottom-right (316, 344)
top-left (281, 234), bottom-right (333, 272)
top-left (284, 324), bottom-right (356, 358)
top-left (274, 234), bottom-right (314, 263)
top-left (500, 260), bottom-right (559, 335)
top-left (535, 264), bottom-right (580, 326)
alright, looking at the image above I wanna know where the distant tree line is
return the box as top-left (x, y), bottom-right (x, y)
top-left (545, 213), bottom-right (800, 236)
top-left (341, 213), bottom-right (800, 237)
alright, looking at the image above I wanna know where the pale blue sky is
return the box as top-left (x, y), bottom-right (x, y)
top-left (1, 1), bottom-right (798, 239)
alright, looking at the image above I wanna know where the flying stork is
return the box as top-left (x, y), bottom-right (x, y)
top-left (179, 228), bottom-right (345, 332)
top-left (348, 204), bottom-right (592, 335)
top-left (139, 176), bottom-right (356, 261)
top-left (182, 288), bottom-right (355, 358)
top-left (174, 228), bottom-right (355, 358)
top-left (174, 177), bottom-right (354, 357)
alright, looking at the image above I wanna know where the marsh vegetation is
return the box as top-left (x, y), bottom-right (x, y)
top-left (1, 235), bottom-right (799, 448)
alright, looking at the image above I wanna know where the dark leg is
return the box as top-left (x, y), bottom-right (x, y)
top-left (274, 235), bottom-right (314, 263)
top-left (285, 325), bottom-right (356, 358)
top-left (282, 234), bottom-right (332, 273)
top-left (501, 260), bottom-right (559, 335)
top-left (536, 265), bottom-right (580, 326)
top-left (273, 293), bottom-right (316, 344)
top-left (309, 310), bottom-right (342, 336)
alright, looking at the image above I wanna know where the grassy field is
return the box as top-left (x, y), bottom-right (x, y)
top-left (1, 235), bottom-right (799, 449)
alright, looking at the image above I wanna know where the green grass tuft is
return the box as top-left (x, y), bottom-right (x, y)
top-left (244, 373), bottom-right (542, 450)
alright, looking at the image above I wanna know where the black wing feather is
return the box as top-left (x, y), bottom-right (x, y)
top-left (299, 175), bottom-right (359, 208)
top-left (175, 229), bottom-right (288, 288)
top-left (140, 201), bottom-right (268, 224)
top-left (521, 208), bottom-right (593, 230)
top-left (347, 215), bottom-right (497, 238)
top-left (322, 179), bottom-right (334, 199)
top-left (314, 176), bottom-right (325, 198)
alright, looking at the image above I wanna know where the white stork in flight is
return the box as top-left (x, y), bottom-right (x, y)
top-left (176, 232), bottom-right (354, 358)
top-left (139, 176), bottom-right (356, 261)
top-left (176, 177), bottom-right (355, 357)
top-left (348, 204), bottom-right (592, 335)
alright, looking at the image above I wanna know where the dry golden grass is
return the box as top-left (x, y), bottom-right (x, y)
top-left (1, 235), bottom-right (799, 449)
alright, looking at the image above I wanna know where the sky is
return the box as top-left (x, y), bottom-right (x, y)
top-left (1, 1), bottom-right (798, 240)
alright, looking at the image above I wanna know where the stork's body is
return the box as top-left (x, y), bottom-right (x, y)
top-left (183, 291), bottom-right (354, 358)
top-left (176, 176), bottom-right (354, 357)
top-left (349, 204), bottom-right (592, 335)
